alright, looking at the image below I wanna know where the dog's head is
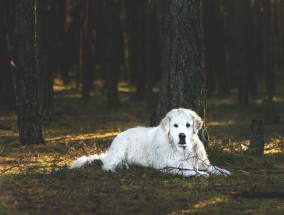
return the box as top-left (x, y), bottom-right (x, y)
top-left (160, 108), bottom-right (203, 151)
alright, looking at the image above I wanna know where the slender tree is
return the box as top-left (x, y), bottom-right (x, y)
top-left (82, 0), bottom-right (95, 99)
top-left (127, 0), bottom-right (146, 98)
top-left (145, 0), bottom-right (161, 108)
top-left (38, 0), bottom-right (55, 121)
top-left (104, 0), bottom-right (120, 106)
top-left (16, 0), bottom-right (44, 145)
top-left (58, 0), bottom-right (70, 85)
top-left (233, 0), bottom-right (251, 106)
top-left (261, 0), bottom-right (279, 123)
top-left (204, 0), bottom-right (230, 98)
top-left (152, 0), bottom-right (208, 147)
top-left (0, 21), bottom-right (17, 111)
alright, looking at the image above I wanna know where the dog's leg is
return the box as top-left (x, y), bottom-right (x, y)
top-left (190, 139), bottom-right (230, 176)
top-left (101, 143), bottom-right (128, 172)
top-left (191, 139), bottom-right (211, 169)
top-left (161, 165), bottom-right (209, 177)
top-left (181, 169), bottom-right (209, 177)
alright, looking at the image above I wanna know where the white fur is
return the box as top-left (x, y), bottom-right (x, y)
top-left (71, 153), bottom-right (105, 168)
top-left (72, 108), bottom-right (230, 177)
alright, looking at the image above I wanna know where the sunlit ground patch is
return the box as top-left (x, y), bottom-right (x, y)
top-left (45, 132), bottom-right (120, 142)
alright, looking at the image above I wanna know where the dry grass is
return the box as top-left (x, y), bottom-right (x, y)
top-left (0, 80), bottom-right (284, 215)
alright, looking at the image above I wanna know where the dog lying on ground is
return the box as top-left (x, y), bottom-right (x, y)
top-left (71, 108), bottom-right (230, 177)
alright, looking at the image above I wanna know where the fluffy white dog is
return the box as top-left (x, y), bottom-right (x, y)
top-left (72, 108), bottom-right (230, 177)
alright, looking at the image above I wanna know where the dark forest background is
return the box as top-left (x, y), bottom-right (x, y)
top-left (0, 0), bottom-right (283, 145)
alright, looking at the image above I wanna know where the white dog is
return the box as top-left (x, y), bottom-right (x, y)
top-left (72, 108), bottom-right (230, 177)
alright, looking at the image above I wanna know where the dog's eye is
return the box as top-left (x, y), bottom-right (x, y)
top-left (186, 123), bottom-right (190, 128)
top-left (174, 124), bottom-right (178, 128)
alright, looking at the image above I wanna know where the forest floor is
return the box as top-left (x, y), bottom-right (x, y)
top-left (0, 80), bottom-right (284, 215)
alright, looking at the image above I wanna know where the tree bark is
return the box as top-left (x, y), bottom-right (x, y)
top-left (104, 0), bottom-right (120, 107)
top-left (16, 0), bottom-right (44, 145)
top-left (260, 0), bottom-right (279, 123)
top-left (82, 0), bottom-right (94, 99)
top-left (0, 21), bottom-right (17, 111)
top-left (249, 119), bottom-right (264, 154)
top-left (233, 0), bottom-right (251, 106)
top-left (204, 0), bottom-right (230, 98)
top-left (38, 0), bottom-right (55, 121)
top-left (127, 0), bottom-right (146, 98)
top-left (58, 0), bottom-right (70, 85)
top-left (152, 0), bottom-right (208, 147)
top-left (145, 0), bottom-right (161, 108)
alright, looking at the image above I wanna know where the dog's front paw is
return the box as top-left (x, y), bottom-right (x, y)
top-left (208, 166), bottom-right (230, 176)
top-left (196, 170), bottom-right (210, 178)
top-left (216, 168), bottom-right (230, 176)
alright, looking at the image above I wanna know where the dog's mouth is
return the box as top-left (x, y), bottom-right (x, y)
top-left (178, 140), bottom-right (186, 146)
top-left (178, 133), bottom-right (187, 146)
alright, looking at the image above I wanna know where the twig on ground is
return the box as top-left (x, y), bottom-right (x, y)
top-left (274, 132), bottom-right (283, 139)
top-left (79, 143), bottom-right (89, 155)
top-left (161, 166), bottom-right (195, 172)
top-left (238, 170), bottom-right (284, 174)
top-left (0, 164), bottom-right (23, 175)
top-left (0, 144), bottom-right (6, 155)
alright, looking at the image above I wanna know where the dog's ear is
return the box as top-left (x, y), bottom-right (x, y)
top-left (160, 116), bottom-right (170, 134)
top-left (193, 115), bottom-right (203, 133)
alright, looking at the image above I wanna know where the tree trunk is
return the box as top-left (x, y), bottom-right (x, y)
top-left (58, 0), bottom-right (70, 85)
top-left (145, 0), bottom-right (161, 108)
top-left (16, 0), bottom-right (44, 145)
top-left (152, 0), bottom-right (208, 147)
top-left (38, 0), bottom-right (55, 121)
top-left (204, 0), bottom-right (230, 98)
top-left (127, 0), bottom-right (146, 98)
top-left (261, 0), bottom-right (279, 123)
top-left (104, 0), bottom-right (120, 107)
top-left (82, 0), bottom-right (94, 99)
top-left (233, 0), bottom-right (251, 106)
top-left (0, 21), bottom-right (17, 111)
top-left (249, 119), bottom-right (264, 154)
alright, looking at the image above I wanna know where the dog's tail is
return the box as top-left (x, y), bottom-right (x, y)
top-left (71, 153), bottom-right (105, 168)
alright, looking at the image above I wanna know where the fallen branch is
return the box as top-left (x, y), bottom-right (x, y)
top-left (230, 191), bottom-right (284, 199)
top-left (79, 143), bottom-right (89, 155)
top-left (0, 164), bottom-right (23, 175)
top-left (238, 170), bottom-right (284, 174)
top-left (274, 132), bottom-right (283, 139)
top-left (0, 144), bottom-right (6, 155)
top-left (161, 166), bottom-right (195, 172)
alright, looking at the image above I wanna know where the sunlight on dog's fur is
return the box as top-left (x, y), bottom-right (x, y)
top-left (72, 108), bottom-right (230, 177)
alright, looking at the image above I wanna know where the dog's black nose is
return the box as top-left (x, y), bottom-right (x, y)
top-left (179, 133), bottom-right (186, 140)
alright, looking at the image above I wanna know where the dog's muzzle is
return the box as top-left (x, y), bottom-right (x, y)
top-left (178, 133), bottom-right (186, 145)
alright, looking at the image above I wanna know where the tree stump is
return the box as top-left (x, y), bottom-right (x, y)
top-left (249, 119), bottom-right (264, 154)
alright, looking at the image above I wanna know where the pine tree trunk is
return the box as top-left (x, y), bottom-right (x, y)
top-left (249, 119), bottom-right (264, 154)
top-left (82, 0), bottom-right (94, 99)
top-left (38, 0), bottom-right (55, 121)
top-left (104, 0), bottom-right (120, 107)
top-left (261, 0), bottom-right (279, 123)
top-left (0, 21), bottom-right (17, 111)
top-left (152, 0), bottom-right (208, 147)
top-left (204, 0), bottom-right (230, 98)
top-left (16, 0), bottom-right (44, 145)
top-left (127, 0), bottom-right (146, 98)
top-left (58, 0), bottom-right (70, 85)
top-left (145, 0), bottom-right (161, 108)
top-left (233, 0), bottom-right (251, 106)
